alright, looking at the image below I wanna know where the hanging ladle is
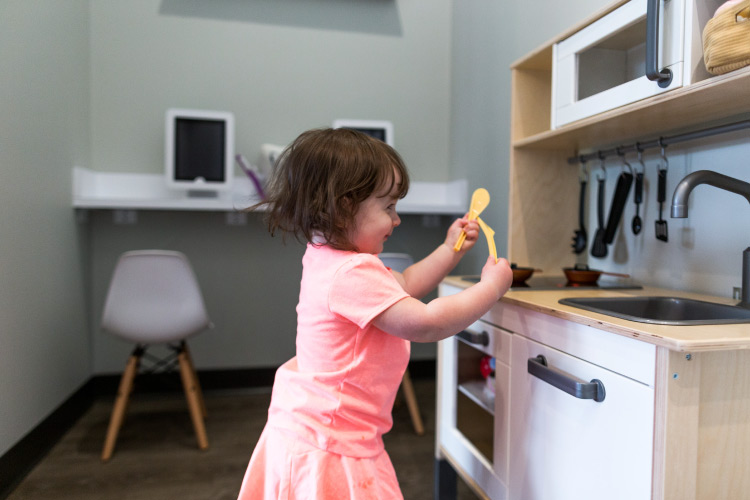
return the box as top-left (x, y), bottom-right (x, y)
top-left (571, 159), bottom-right (588, 254)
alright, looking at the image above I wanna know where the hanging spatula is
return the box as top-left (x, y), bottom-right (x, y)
top-left (590, 176), bottom-right (608, 258)
top-left (572, 176), bottom-right (587, 254)
top-left (604, 170), bottom-right (633, 244)
top-left (655, 167), bottom-right (669, 242)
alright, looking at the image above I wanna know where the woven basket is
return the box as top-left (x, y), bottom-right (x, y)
top-left (703, 0), bottom-right (750, 75)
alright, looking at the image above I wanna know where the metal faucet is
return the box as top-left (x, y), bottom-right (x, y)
top-left (670, 170), bottom-right (750, 308)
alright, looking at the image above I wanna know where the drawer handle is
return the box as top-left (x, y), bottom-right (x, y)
top-left (645, 0), bottom-right (673, 88)
top-left (456, 330), bottom-right (489, 347)
top-left (527, 355), bottom-right (606, 403)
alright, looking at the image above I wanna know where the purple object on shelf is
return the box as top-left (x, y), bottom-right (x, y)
top-left (235, 154), bottom-right (266, 200)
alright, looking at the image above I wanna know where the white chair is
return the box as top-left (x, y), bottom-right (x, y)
top-left (378, 253), bottom-right (425, 436)
top-left (100, 250), bottom-right (212, 462)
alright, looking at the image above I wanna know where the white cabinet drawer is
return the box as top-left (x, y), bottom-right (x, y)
top-left (485, 300), bottom-right (656, 386)
top-left (509, 334), bottom-right (654, 500)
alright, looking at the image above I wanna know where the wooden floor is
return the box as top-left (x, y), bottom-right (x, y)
top-left (7, 378), bottom-right (478, 500)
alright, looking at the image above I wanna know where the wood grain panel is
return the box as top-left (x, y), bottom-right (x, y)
top-left (511, 68), bottom-right (552, 141)
top-left (652, 347), bottom-right (700, 500)
top-left (508, 148), bottom-right (578, 272)
top-left (696, 350), bottom-right (750, 500)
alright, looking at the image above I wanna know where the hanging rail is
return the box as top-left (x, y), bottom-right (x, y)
top-left (567, 118), bottom-right (750, 165)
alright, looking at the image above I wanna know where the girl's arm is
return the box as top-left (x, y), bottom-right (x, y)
top-left (395, 216), bottom-right (480, 299)
top-left (374, 255), bottom-right (513, 343)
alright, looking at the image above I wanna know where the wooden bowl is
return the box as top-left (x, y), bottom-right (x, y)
top-left (511, 265), bottom-right (538, 285)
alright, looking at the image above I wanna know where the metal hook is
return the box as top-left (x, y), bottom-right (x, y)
top-left (578, 156), bottom-right (589, 182)
top-left (635, 142), bottom-right (646, 175)
top-left (617, 147), bottom-right (634, 175)
top-left (659, 138), bottom-right (669, 171)
top-left (596, 154), bottom-right (606, 181)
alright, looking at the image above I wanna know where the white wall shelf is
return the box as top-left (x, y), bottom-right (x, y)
top-left (72, 167), bottom-right (468, 215)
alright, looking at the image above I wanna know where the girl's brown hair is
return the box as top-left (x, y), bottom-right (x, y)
top-left (255, 128), bottom-right (409, 250)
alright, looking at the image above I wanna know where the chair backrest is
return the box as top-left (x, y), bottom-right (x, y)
top-left (378, 252), bottom-right (414, 273)
top-left (101, 250), bottom-right (211, 344)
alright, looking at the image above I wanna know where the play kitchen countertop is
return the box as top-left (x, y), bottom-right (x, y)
top-left (443, 275), bottom-right (750, 352)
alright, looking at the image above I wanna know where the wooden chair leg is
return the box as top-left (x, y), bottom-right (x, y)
top-left (178, 348), bottom-right (209, 450)
top-left (101, 351), bottom-right (141, 462)
top-left (401, 368), bottom-right (425, 435)
top-left (183, 343), bottom-right (207, 419)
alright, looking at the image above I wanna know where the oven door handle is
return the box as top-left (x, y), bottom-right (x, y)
top-left (528, 355), bottom-right (606, 402)
top-left (456, 329), bottom-right (489, 347)
top-left (646, 0), bottom-right (673, 88)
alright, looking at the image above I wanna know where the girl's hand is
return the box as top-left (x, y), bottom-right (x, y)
top-left (445, 214), bottom-right (480, 253)
top-left (480, 256), bottom-right (513, 299)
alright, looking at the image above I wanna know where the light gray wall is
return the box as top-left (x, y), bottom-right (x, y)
top-left (89, 0), bottom-right (453, 182)
top-left (0, 1), bottom-right (91, 456)
top-left (86, 0), bottom-right (457, 373)
top-left (450, 0), bottom-right (608, 273)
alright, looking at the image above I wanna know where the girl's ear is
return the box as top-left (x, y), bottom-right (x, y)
top-left (340, 194), bottom-right (355, 213)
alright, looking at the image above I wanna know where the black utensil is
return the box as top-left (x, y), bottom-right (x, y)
top-left (591, 177), bottom-right (607, 258)
top-left (604, 171), bottom-right (633, 244)
top-left (632, 172), bottom-right (643, 234)
top-left (655, 167), bottom-right (668, 242)
top-left (572, 178), bottom-right (587, 254)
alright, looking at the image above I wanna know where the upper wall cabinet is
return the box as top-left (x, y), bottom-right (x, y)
top-left (510, 0), bottom-right (749, 150)
top-left (552, 0), bottom-right (699, 128)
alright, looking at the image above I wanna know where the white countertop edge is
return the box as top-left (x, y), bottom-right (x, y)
top-left (72, 167), bottom-right (468, 214)
top-left (441, 276), bottom-right (750, 352)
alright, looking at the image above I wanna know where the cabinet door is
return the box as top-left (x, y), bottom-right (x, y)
top-left (436, 321), bottom-right (509, 500)
top-left (552, 0), bottom-right (685, 128)
top-left (509, 335), bottom-right (654, 500)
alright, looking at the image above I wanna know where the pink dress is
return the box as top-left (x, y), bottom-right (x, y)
top-left (238, 244), bottom-right (411, 500)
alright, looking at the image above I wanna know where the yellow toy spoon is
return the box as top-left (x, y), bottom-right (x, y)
top-left (454, 188), bottom-right (490, 252)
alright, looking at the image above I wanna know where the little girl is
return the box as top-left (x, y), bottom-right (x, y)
top-left (238, 128), bottom-right (513, 499)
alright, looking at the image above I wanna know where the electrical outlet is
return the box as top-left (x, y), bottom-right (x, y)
top-left (113, 209), bottom-right (137, 225)
top-left (421, 214), bottom-right (441, 228)
top-left (225, 211), bottom-right (248, 226)
top-left (75, 209), bottom-right (89, 224)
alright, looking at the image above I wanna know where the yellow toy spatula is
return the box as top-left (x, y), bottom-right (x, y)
top-left (454, 188), bottom-right (490, 252)
top-left (477, 217), bottom-right (497, 263)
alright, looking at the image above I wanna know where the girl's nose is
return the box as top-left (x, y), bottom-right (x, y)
top-left (392, 213), bottom-right (401, 227)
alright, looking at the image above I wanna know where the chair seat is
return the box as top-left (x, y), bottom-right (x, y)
top-left (101, 250), bottom-right (211, 343)
top-left (100, 250), bottom-right (212, 461)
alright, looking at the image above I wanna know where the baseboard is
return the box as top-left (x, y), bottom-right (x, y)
top-left (0, 359), bottom-right (435, 499)
top-left (0, 378), bottom-right (98, 499)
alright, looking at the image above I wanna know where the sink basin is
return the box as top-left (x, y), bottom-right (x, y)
top-left (559, 296), bottom-right (750, 325)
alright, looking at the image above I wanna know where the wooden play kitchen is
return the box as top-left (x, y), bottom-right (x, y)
top-left (435, 0), bottom-right (750, 499)
top-left (436, 279), bottom-right (750, 500)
